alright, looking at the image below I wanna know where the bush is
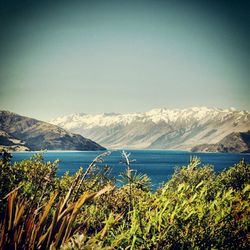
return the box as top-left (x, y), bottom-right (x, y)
top-left (0, 151), bottom-right (114, 249)
top-left (0, 151), bottom-right (249, 249)
top-left (218, 159), bottom-right (250, 191)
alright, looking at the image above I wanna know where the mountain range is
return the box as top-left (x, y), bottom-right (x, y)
top-left (0, 111), bottom-right (105, 151)
top-left (50, 107), bottom-right (250, 152)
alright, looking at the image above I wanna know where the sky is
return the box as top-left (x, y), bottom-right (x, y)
top-left (0, 0), bottom-right (249, 121)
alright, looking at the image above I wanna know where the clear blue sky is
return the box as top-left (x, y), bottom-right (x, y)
top-left (0, 0), bottom-right (249, 120)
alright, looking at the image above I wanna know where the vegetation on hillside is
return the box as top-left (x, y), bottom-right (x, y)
top-left (0, 150), bottom-right (249, 249)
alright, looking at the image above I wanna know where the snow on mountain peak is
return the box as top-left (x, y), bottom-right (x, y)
top-left (50, 107), bottom-right (248, 130)
top-left (49, 107), bottom-right (250, 150)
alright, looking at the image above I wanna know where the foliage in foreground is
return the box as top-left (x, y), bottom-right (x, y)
top-left (0, 150), bottom-right (249, 249)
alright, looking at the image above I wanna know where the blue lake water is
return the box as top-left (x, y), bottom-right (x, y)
top-left (12, 150), bottom-right (250, 190)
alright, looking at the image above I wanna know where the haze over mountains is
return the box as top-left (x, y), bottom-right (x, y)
top-left (50, 107), bottom-right (250, 152)
top-left (0, 111), bottom-right (105, 151)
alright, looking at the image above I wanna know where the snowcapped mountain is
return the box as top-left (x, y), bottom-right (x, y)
top-left (49, 107), bottom-right (250, 150)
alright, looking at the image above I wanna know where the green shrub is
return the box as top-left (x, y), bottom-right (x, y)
top-left (218, 159), bottom-right (250, 191)
top-left (0, 151), bottom-right (249, 249)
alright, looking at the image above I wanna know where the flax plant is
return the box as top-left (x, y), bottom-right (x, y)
top-left (1, 150), bottom-right (249, 249)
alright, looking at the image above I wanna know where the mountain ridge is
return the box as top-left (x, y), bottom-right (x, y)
top-left (191, 131), bottom-right (250, 153)
top-left (0, 110), bottom-right (106, 151)
top-left (50, 107), bottom-right (250, 151)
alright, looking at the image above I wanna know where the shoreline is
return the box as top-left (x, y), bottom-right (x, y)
top-left (9, 149), bottom-right (250, 155)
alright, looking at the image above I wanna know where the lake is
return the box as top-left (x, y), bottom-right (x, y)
top-left (12, 150), bottom-right (250, 190)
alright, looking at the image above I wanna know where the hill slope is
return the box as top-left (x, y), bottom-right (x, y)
top-left (50, 107), bottom-right (250, 151)
top-left (0, 111), bottom-right (106, 151)
top-left (191, 131), bottom-right (250, 153)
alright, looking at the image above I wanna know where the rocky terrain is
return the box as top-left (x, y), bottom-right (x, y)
top-left (50, 107), bottom-right (250, 152)
top-left (0, 111), bottom-right (106, 151)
